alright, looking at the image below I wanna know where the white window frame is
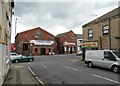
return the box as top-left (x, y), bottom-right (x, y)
top-left (88, 29), bottom-right (93, 38)
top-left (103, 25), bottom-right (109, 35)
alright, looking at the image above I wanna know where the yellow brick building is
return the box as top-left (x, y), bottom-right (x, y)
top-left (82, 7), bottom-right (120, 51)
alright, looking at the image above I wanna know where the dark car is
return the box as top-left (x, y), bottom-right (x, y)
top-left (10, 55), bottom-right (34, 63)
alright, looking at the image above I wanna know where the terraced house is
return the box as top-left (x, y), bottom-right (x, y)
top-left (0, 0), bottom-right (14, 85)
top-left (82, 7), bottom-right (120, 51)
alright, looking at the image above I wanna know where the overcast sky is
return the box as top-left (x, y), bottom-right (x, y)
top-left (11, 0), bottom-right (119, 43)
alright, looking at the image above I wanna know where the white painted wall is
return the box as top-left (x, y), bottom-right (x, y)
top-left (0, 1), bottom-right (13, 85)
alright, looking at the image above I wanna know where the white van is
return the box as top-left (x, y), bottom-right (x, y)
top-left (85, 50), bottom-right (120, 73)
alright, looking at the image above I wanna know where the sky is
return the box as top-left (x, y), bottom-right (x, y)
top-left (11, 0), bottom-right (119, 43)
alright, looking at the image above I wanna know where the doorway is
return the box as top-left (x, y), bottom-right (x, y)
top-left (70, 47), bottom-right (72, 54)
top-left (41, 48), bottom-right (46, 55)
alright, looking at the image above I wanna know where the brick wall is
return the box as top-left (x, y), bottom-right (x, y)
top-left (15, 27), bottom-right (57, 56)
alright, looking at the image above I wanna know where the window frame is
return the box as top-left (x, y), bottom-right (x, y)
top-left (35, 48), bottom-right (38, 52)
top-left (88, 29), bottom-right (93, 38)
top-left (104, 51), bottom-right (117, 61)
top-left (102, 25), bottom-right (109, 35)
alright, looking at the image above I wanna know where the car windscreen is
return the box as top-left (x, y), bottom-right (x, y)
top-left (113, 51), bottom-right (120, 58)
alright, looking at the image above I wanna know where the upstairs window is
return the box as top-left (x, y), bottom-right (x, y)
top-left (88, 29), bottom-right (93, 38)
top-left (103, 25), bottom-right (109, 35)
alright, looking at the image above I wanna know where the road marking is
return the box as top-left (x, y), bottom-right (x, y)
top-left (14, 66), bottom-right (23, 68)
top-left (41, 64), bottom-right (47, 69)
top-left (36, 77), bottom-right (45, 86)
top-left (54, 55), bottom-right (66, 56)
top-left (92, 74), bottom-right (120, 84)
top-left (28, 67), bottom-right (36, 76)
top-left (62, 65), bottom-right (79, 71)
top-left (28, 63), bottom-right (31, 64)
top-left (28, 67), bottom-right (45, 85)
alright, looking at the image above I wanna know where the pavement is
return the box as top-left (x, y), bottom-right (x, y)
top-left (2, 64), bottom-right (39, 85)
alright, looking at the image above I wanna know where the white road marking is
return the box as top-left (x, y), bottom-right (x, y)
top-left (36, 77), bottom-right (45, 86)
top-left (92, 74), bottom-right (120, 84)
top-left (62, 65), bottom-right (79, 71)
top-left (28, 67), bottom-right (44, 85)
top-left (14, 66), bottom-right (23, 68)
top-left (28, 63), bottom-right (31, 64)
top-left (41, 64), bottom-right (47, 69)
top-left (28, 67), bottom-right (36, 76)
top-left (54, 55), bottom-right (66, 56)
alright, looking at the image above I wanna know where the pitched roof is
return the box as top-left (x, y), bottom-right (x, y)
top-left (82, 7), bottom-right (120, 28)
top-left (15, 27), bottom-right (55, 38)
top-left (76, 34), bottom-right (83, 39)
top-left (56, 30), bottom-right (74, 37)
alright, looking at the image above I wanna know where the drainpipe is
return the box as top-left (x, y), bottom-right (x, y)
top-left (108, 18), bottom-right (112, 50)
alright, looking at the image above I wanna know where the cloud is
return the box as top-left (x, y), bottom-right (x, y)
top-left (11, 1), bottom-right (118, 43)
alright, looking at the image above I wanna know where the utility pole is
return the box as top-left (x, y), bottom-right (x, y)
top-left (15, 18), bottom-right (17, 36)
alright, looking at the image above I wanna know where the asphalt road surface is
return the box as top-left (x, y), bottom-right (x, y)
top-left (16, 54), bottom-right (120, 85)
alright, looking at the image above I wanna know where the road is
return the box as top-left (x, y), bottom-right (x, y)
top-left (16, 54), bottom-right (120, 84)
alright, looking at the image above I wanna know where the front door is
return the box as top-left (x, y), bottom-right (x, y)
top-left (41, 48), bottom-right (46, 55)
top-left (70, 47), bottom-right (72, 54)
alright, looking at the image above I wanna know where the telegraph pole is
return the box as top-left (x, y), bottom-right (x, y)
top-left (15, 18), bottom-right (17, 36)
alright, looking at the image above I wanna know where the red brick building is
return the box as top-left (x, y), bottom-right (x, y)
top-left (15, 27), bottom-right (57, 56)
top-left (55, 30), bottom-right (77, 54)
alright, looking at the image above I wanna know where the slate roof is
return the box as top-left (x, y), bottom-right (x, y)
top-left (82, 7), bottom-right (120, 28)
top-left (76, 34), bottom-right (83, 39)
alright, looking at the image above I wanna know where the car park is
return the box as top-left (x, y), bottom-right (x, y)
top-left (85, 50), bottom-right (120, 73)
top-left (10, 55), bottom-right (34, 63)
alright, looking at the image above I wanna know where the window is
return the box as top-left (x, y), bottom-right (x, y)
top-left (68, 35), bottom-right (74, 42)
top-left (88, 29), bottom-right (93, 38)
top-left (104, 51), bottom-right (116, 61)
top-left (35, 48), bottom-right (38, 52)
top-left (6, 12), bottom-right (9, 20)
top-left (103, 25), bottom-right (109, 35)
top-left (49, 48), bottom-right (51, 52)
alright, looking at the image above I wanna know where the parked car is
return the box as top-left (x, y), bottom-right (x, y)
top-left (76, 51), bottom-right (82, 56)
top-left (10, 52), bottom-right (22, 60)
top-left (10, 55), bottom-right (34, 63)
top-left (85, 50), bottom-right (120, 73)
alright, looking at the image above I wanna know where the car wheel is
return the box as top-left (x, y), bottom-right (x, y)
top-left (29, 59), bottom-right (33, 62)
top-left (112, 66), bottom-right (118, 73)
top-left (87, 62), bottom-right (93, 68)
top-left (15, 60), bottom-right (19, 63)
